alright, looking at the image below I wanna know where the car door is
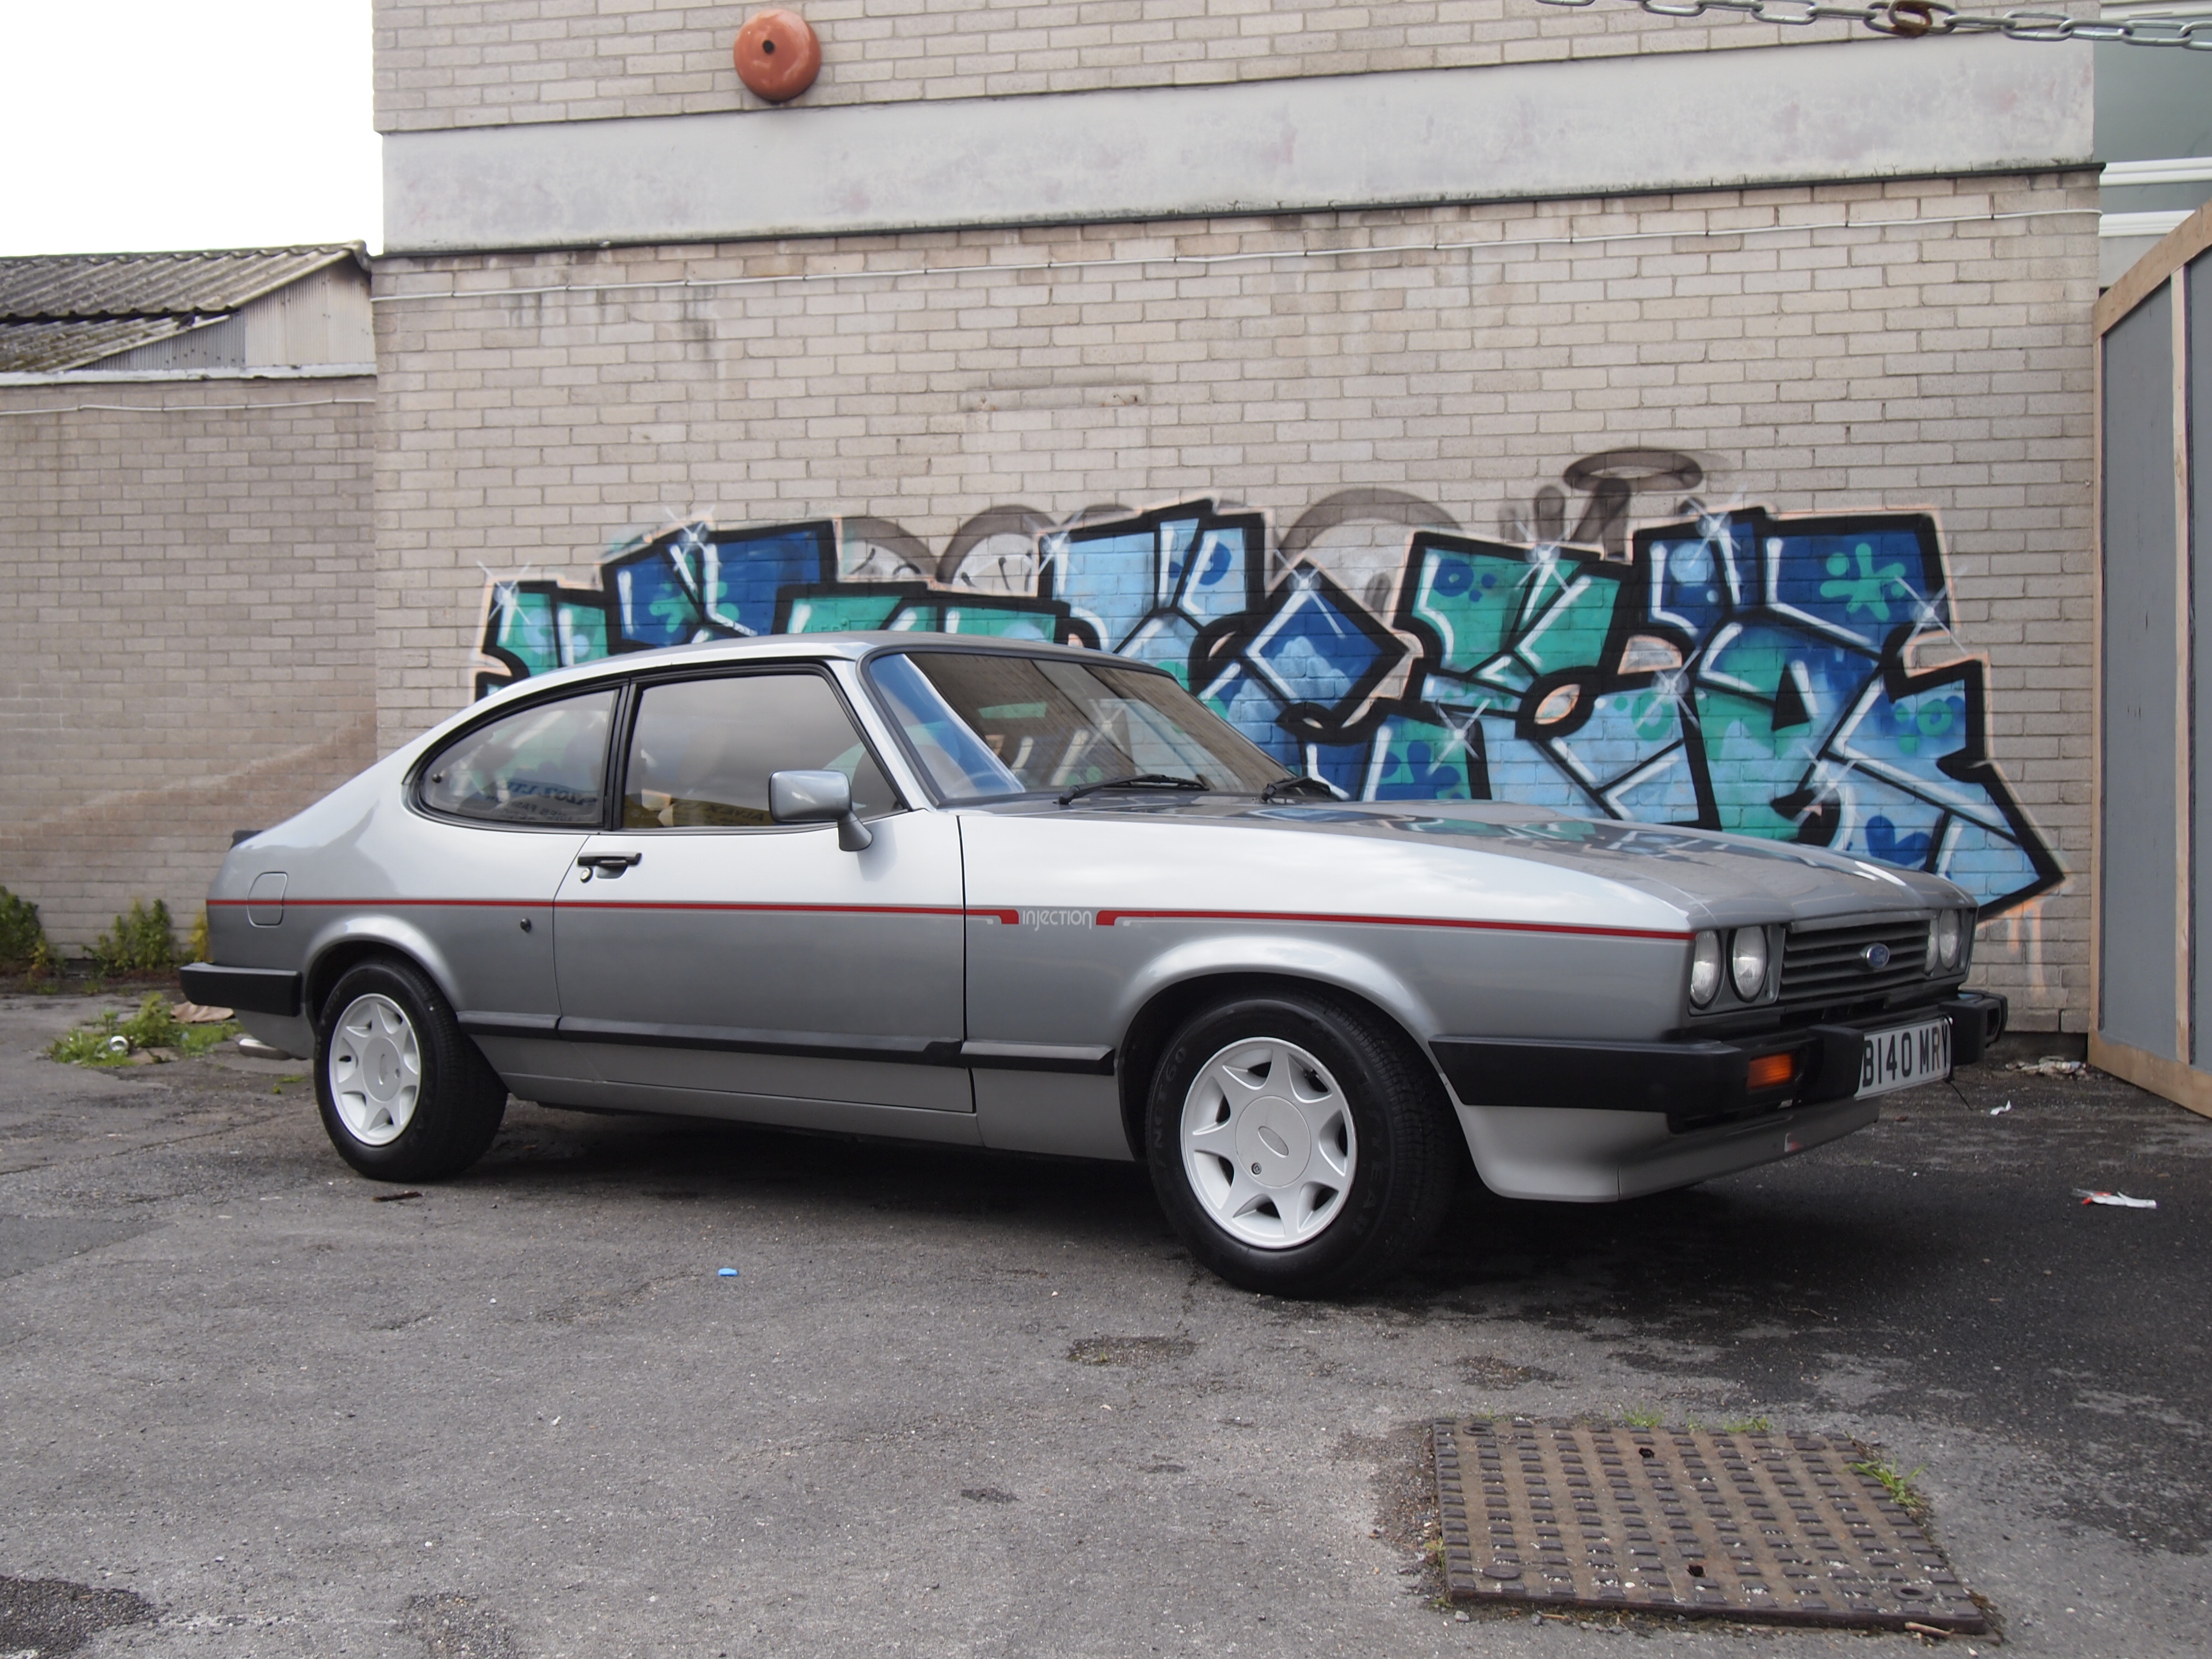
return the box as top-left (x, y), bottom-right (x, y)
top-left (552, 665), bottom-right (970, 1115)
top-left (401, 685), bottom-right (619, 1088)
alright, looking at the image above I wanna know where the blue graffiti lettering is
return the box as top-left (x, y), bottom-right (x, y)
top-left (475, 492), bottom-right (2060, 916)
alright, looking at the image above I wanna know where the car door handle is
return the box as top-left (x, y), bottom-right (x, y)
top-left (575, 852), bottom-right (642, 882)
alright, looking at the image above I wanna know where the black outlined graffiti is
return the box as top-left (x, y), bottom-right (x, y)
top-left (476, 464), bottom-right (2060, 915)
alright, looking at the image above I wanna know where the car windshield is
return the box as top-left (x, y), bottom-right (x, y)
top-left (867, 650), bottom-right (1293, 802)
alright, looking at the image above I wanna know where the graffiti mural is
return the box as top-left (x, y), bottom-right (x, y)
top-left (476, 476), bottom-right (2062, 917)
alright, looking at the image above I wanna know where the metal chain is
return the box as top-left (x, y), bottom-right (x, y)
top-left (1535, 0), bottom-right (2212, 47)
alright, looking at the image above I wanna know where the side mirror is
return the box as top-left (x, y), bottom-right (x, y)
top-left (769, 769), bottom-right (874, 851)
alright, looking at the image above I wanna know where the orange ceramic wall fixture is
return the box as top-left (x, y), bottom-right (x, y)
top-left (733, 10), bottom-right (821, 103)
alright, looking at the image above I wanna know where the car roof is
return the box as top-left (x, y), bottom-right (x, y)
top-left (476, 630), bottom-right (1169, 705)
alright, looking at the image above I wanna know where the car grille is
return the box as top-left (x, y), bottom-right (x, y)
top-left (1779, 918), bottom-right (1931, 1005)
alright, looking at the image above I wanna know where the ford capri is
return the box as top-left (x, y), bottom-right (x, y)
top-left (186, 635), bottom-right (2003, 1294)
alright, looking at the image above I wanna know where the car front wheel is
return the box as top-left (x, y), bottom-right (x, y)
top-left (1145, 990), bottom-right (1460, 1295)
top-left (314, 957), bottom-right (507, 1182)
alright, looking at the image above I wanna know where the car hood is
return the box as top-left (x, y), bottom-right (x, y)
top-left (980, 796), bottom-right (1966, 928)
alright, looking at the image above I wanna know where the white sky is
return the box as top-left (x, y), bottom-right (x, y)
top-left (0, 1), bottom-right (380, 257)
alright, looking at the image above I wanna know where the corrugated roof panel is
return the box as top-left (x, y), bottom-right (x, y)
top-left (0, 318), bottom-right (195, 373)
top-left (0, 245), bottom-right (364, 323)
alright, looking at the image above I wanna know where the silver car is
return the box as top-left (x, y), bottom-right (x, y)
top-left (186, 635), bottom-right (2003, 1294)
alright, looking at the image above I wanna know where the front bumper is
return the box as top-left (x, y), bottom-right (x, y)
top-left (1434, 992), bottom-right (2005, 1203)
top-left (1431, 990), bottom-right (2006, 1134)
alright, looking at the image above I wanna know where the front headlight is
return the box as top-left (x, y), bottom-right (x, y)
top-left (1730, 927), bottom-right (1770, 1001)
top-left (1934, 908), bottom-right (1964, 971)
top-left (1690, 930), bottom-right (1723, 1007)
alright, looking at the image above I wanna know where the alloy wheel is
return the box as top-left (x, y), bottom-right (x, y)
top-left (1178, 1036), bottom-right (1357, 1249)
top-left (326, 992), bottom-right (422, 1147)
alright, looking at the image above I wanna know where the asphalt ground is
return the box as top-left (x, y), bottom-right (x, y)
top-left (0, 992), bottom-right (2206, 1658)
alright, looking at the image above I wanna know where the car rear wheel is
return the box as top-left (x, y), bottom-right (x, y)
top-left (314, 957), bottom-right (506, 1182)
top-left (1145, 990), bottom-right (1460, 1295)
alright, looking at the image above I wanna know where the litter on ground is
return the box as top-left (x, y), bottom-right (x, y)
top-left (1989, 1102), bottom-right (2013, 1116)
top-left (2007, 1057), bottom-right (2086, 1077)
top-left (2073, 1190), bottom-right (2158, 1209)
top-left (716, 1267), bottom-right (740, 1278)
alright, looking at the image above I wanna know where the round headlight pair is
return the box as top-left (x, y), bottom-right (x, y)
top-left (1690, 927), bottom-right (1770, 1007)
top-left (1934, 907), bottom-right (1966, 972)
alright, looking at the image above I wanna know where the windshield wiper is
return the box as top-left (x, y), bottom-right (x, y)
top-left (1260, 775), bottom-right (1336, 804)
top-left (1057, 773), bottom-right (1207, 807)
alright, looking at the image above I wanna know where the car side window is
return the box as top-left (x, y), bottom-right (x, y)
top-left (621, 673), bottom-right (898, 830)
top-left (418, 690), bottom-right (617, 826)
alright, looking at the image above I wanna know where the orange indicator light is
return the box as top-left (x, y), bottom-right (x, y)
top-left (1747, 1052), bottom-right (1797, 1091)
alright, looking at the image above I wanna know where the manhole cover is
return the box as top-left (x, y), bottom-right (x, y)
top-left (1432, 1418), bottom-right (1986, 1632)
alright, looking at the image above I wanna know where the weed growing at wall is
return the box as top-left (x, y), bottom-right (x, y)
top-left (185, 908), bottom-right (210, 966)
top-left (48, 995), bottom-right (239, 1067)
top-left (89, 900), bottom-right (176, 975)
top-left (0, 887), bottom-right (55, 976)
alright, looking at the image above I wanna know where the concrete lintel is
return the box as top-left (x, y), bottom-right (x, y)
top-left (385, 38), bottom-right (2092, 255)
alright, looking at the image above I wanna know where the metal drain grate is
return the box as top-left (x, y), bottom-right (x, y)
top-left (1433, 1418), bottom-right (1987, 1632)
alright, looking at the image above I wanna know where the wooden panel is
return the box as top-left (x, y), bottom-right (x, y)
top-left (2089, 1030), bottom-right (2212, 1121)
top-left (2096, 201), bottom-right (2212, 338)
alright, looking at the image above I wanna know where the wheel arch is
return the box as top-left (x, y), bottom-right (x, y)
top-left (1113, 968), bottom-right (1451, 1163)
top-left (302, 919), bottom-right (460, 1028)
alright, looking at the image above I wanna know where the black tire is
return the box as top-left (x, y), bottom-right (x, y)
top-left (314, 957), bottom-right (507, 1182)
top-left (1144, 989), bottom-right (1461, 1296)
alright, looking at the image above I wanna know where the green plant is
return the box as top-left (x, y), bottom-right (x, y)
top-left (123, 995), bottom-right (188, 1050)
top-left (0, 886), bottom-right (49, 970)
top-left (48, 994), bottom-right (239, 1066)
top-left (1851, 1456), bottom-right (1929, 1517)
top-left (1720, 1416), bottom-right (1773, 1435)
top-left (47, 1023), bottom-right (126, 1065)
top-left (1618, 1404), bottom-right (1664, 1430)
top-left (88, 899), bottom-right (176, 974)
top-left (185, 907), bottom-right (210, 965)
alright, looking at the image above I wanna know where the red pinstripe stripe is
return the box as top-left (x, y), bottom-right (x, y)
top-left (1091, 907), bottom-right (1690, 942)
top-left (208, 897), bottom-right (540, 909)
top-left (557, 901), bottom-right (966, 918)
top-left (212, 897), bottom-right (966, 918)
top-left (210, 897), bottom-right (1683, 941)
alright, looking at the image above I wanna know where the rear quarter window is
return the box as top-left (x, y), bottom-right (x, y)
top-left (417, 690), bottom-right (617, 826)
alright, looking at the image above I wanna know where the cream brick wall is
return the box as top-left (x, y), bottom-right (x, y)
top-left (0, 381), bottom-right (379, 951)
top-left (371, 170), bottom-right (2098, 1025)
top-left (374, 0), bottom-right (1861, 131)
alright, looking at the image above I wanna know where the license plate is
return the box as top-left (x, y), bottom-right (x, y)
top-left (1858, 1015), bottom-right (1952, 1099)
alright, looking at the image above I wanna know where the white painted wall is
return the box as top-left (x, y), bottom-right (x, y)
top-left (384, 37), bottom-right (2092, 254)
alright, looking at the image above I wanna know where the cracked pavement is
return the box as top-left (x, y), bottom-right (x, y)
top-left (1, 993), bottom-right (2207, 1657)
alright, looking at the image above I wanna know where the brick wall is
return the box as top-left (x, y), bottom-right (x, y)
top-left (373, 0), bottom-right (1859, 131)
top-left (0, 381), bottom-right (379, 950)
top-left (372, 171), bottom-right (2099, 1025)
